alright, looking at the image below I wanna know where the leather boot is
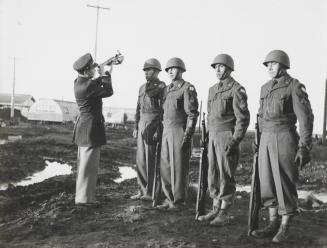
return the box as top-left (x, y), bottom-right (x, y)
top-left (130, 191), bottom-right (142, 200)
top-left (272, 215), bottom-right (292, 243)
top-left (209, 209), bottom-right (229, 226)
top-left (197, 198), bottom-right (220, 222)
top-left (251, 207), bottom-right (280, 238)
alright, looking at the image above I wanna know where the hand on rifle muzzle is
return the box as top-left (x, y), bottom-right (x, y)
top-left (225, 139), bottom-right (238, 156)
top-left (153, 123), bottom-right (163, 143)
top-left (294, 146), bottom-right (311, 170)
top-left (200, 131), bottom-right (209, 147)
top-left (252, 142), bottom-right (259, 154)
top-left (182, 133), bottom-right (192, 150)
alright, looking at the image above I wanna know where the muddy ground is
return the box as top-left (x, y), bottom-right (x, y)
top-left (0, 123), bottom-right (327, 247)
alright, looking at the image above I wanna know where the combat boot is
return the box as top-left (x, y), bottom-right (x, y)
top-left (197, 199), bottom-right (220, 222)
top-left (272, 215), bottom-right (292, 243)
top-left (209, 209), bottom-right (230, 226)
top-left (197, 206), bottom-right (219, 221)
top-left (140, 194), bottom-right (152, 201)
top-left (156, 199), bottom-right (172, 210)
top-left (130, 191), bottom-right (142, 200)
top-left (251, 207), bottom-right (279, 238)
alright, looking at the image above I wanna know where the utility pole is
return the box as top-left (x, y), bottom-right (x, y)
top-left (323, 79), bottom-right (327, 143)
top-left (10, 57), bottom-right (16, 124)
top-left (87, 3), bottom-right (110, 61)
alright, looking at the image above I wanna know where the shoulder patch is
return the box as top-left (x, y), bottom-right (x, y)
top-left (189, 86), bottom-right (195, 91)
top-left (300, 85), bottom-right (307, 93)
top-left (239, 88), bottom-right (246, 94)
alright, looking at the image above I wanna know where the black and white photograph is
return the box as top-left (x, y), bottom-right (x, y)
top-left (0, 0), bottom-right (326, 247)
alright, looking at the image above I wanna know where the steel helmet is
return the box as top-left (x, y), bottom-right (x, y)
top-left (165, 57), bottom-right (186, 72)
top-left (263, 50), bottom-right (290, 69)
top-left (211, 54), bottom-right (234, 71)
top-left (143, 58), bottom-right (162, 71)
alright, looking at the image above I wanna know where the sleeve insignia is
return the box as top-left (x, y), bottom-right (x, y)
top-left (189, 86), bottom-right (195, 91)
top-left (300, 86), bottom-right (307, 93)
top-left (239, 88), bottom-right (246, 94)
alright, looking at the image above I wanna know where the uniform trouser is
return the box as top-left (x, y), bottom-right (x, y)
top-left (259, 131), bottom-right (298, 215)
top-left (75, 146), bottom-right (101, 203)
top-left (136, 118), bottom-right (158, 196)
top-left (208, 130), bottom-right (239, 206)
top-left (160, 126), bottom-right (191, 204)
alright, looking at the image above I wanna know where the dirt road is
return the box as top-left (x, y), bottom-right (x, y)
top-left (0, 124), bottom-right (327, 247)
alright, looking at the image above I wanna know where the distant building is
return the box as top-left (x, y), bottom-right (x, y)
top-left (102, 107), bottom-right (135, 124)
top-left (27, 98), bottom-right (79, 123)
top-left (0, 93), bottom-right (35, 117)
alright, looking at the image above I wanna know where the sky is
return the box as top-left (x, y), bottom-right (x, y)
top-left (0, 0), bottom-right (326, 133)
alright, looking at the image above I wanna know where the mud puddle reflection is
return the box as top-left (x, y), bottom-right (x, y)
top-left (114, 166), bottom-right (137, 183)
top-left (0, 161), bottom-right (72, 190)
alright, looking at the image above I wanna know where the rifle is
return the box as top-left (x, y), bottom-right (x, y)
top-left (152, 123), bottom-right (163, 207)
top-left (248, 114), bottom-right (261, 236)
top-left (195, 112), bottom-right (209, 220)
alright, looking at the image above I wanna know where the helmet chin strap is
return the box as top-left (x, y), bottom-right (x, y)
top-left (219, 68), bottom-right (231, 81)
top-left (274, 66), bottom-right (286, 79)
top-left (146, 69), bottom-right (158, 82)
top-left (172, 69), bottom-right (182, 81)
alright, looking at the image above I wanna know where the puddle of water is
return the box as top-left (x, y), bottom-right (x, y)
top-left (191, 183), bottom-right (327, 203)
top-left (236, 185), bottom-right (327, 203)
top-left (0, 161), bottom-right (72, 190)
top-left (114, 166), bottom-right (137, 183)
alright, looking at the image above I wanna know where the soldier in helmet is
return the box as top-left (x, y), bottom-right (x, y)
top-left (72, 53), bottom-right (113, 206)
top-left (131, 58), bottom-right (166, 201)
top-left (251, 50), bottom-right (314, 243)
top-left (157, 57), bottom-right (199, 210)
top-left (197, 54), bottom-right (250, 225)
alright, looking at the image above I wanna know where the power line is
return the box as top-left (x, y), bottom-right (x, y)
top-left (87, 3), bottom-right (110, 61)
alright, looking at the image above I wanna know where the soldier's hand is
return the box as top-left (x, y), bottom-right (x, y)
top-left (98, 64), bottom-right (106, 76)
top-left (252, 142), bottom-right (259, 154)
top-left (133, 129), bottom-right (138, 139)
top-left (225, 139), bottom-right (238, 156)
top-left (294, 146), bottom-right (311, 170)
top-left (200, 132), bottom-right (209, 147)
top-left (153, 130), bottom-right (158, 142)
top-left (181, 135), bottom-right (192, 150)
top-left (152, 124), bottom-right (162, 143)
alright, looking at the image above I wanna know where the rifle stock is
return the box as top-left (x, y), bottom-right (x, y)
top-left (195, 112), bottom-right (208, 220)
top-left (152, 123), bottom-right (163, 207)
top-left (248, 114), bottom-right (261, 235)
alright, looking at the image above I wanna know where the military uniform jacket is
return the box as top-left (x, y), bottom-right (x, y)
top-left (258, 73), bottom-right (314, 148)
top-left (207, 76), bottom-right (250, 142)
top-left (135, 79), bottom-right (166, 129)
top-left (162, 79), bottom-right (199, 135)
top-left (73, 74), bottom-right (113, 147)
